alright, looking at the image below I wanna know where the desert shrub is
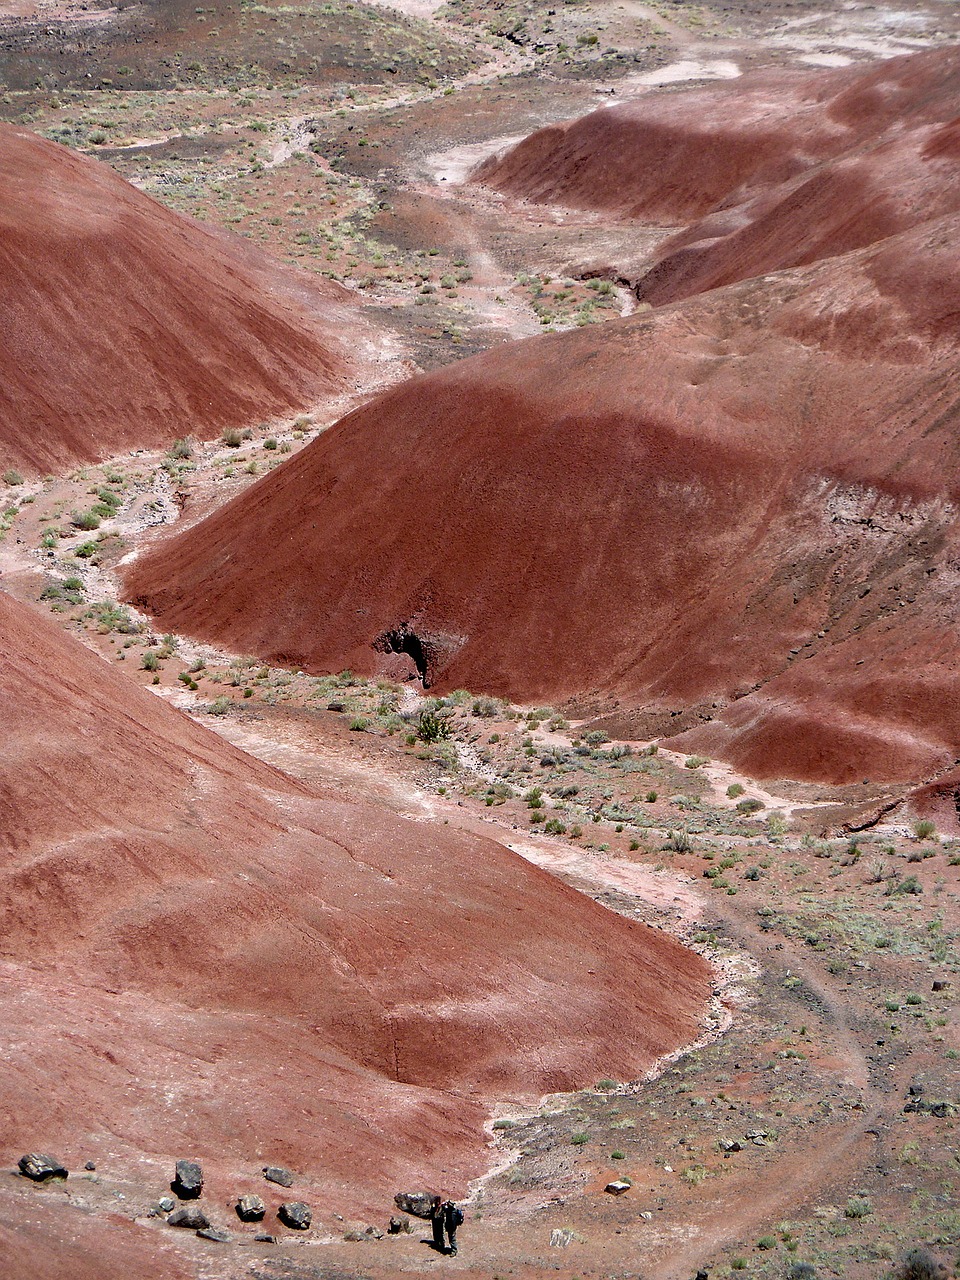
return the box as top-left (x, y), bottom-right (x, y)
top-left (610, 1149), bottom-right (625, 1160)
top-left (74, 540), bottom-right (99, 558)
top-left (208, 696), bottom-right (231, 716)
top-left (141, 650), bottom-right (160, 672)
top-left (737, 797), bottom-right (765, 814)
top-left (221, 427), bottom-right (243, 447)
top-left (629, 839), bottom-right (640, 851)
top-left (726, 782), bottom-right (745, 798)
top-left (845, 1196), bottom-right (873, 1218)
top-left (349, 717), bottom-right (369, 731)
top-left (570, 1132), bottom-right (589, 1146)
top-left (913, 819), bottom-right (936, 840)
top-left (894, 1247), bottom-right (944, 1280)
top-left (645, 790), bottom-right (658, 803)
top-left (685, 755), bottom-right (708, 769)
top-left (71, 510), bottom-right (100, 530)
top-left (543, 817), bottom-right (567, 836)
top-left (584, 729), bottom-right (609, 745)
top-left (569, 824), bottom-right (583, 839)
top-left (168, 437), bottom-right (193, 459)
top-left (786, 1265), bottom-right (818, 1280)
top-left (472, 696), bottom-right (499, 718)
top-left (263, 437), bottom-right (278, 450)
top-left (417, 709), bottom-right (450, 742)
top-left (663, 829), bottom-right (693, 854)
top-left (886, 875), bottom-right (923, 897)
top-left (744, 866), bottom-right (761, 880)
top-left (3, 469), bottom-right (23, 485)
top-left (757, 1235), bottom-right (777, 1250)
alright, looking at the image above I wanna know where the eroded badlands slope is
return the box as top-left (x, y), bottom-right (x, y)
top-left (0, 588), bottom-right (709, 1257)
top-left (0, 124), bottom-right (367, 475)
top-left (125, 206), bottom-right (960, 786)
top-left (474, 48), bottom-right (960, 307)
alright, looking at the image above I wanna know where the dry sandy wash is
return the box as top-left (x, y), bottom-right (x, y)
top-left (0, 588), bottom-right (710, 1274)
top-left (0, 123), bottom-right (373, 475)
top-left (125, 49), bottom-right (960, 789)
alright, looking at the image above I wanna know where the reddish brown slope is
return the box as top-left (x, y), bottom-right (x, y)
top-left (0, 124), bottom-right (366, 475)
top-left (0, 590), bottom-right (709, 1229)
top-left (125, 213), bottom-right (960, 785)
top-left (473, 49), bottom-right (960, 307)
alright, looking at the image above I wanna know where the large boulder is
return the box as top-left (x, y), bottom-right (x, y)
top-left (17, 1154), bottom-right (67, 1182)
top-left (394, 1191), bottom-right (437, 1219)
top-left (172, 1159), bottom-right (203, 1199)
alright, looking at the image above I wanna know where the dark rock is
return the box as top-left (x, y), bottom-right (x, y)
top-left (933, 979), bottom-right (951, 992)
top-left (172, 1159), bottom-right (203, 1199)
top-left (236, 1193), bottom-right (266, 1222)
top-left (17, 1154), bottom-right (68, 1181)
top-left (254, 1233), bottom-right (277, 1244)
top-left (278, 1201), bottom-right (312, 1230)
top-left (719, 1139), bottom-right (742, 1153)
top-left (327, 701), bottom-right (345, 712)
top-left (908, 1083), bottom-right (925, 1096)
top-left (84, 1161), bottom-right (96, 1172)
top-left (393, 1190), bottom-right (437, 1220)
top-left (262, 1165), bottom-right (294, 1187)
top-left (364, 1224), bottom-right (384, 1239)
top-left (197, 1227), bottom-right (231, 1243)
top-left (168, 1205), bottom-right (209, 1230)
top-left (605, 1180), bottom-right (631, 1195)
top-left (389, 1215), bottom-right (411, 1234)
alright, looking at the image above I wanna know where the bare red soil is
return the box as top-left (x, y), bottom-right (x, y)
top-left (0, 124), bottom-right (366, 475)
top-left (474, 48), bottom-right (960, 306)
top-left (0, 589), bottom-right (709, 1255)
top-left (124, 199), bottom-right (960, 787)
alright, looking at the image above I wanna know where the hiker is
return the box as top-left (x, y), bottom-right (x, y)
top-left (430, 1195), bottom-right (463, 1255)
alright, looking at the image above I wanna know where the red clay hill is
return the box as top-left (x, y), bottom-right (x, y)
top-left (474, 48), bottom-right (960, 307)
top-left (124, 186), bottom-right (960, 788)
top-left (0, 588), bottom-right (709, 1271)
top-left (0, 123), bottom-right (368, 476)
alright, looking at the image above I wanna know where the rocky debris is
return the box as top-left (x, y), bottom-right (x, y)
top-left (197, 1227), bottom-right (231, 1243)
top-left (605, 1180), bottom-right (631, 1195)
top-left (344, 1231), bottom-right (365, 1242)
top-left (550, 1227), bottom-right (576, 1247)
top-left (17, 1153), bottom-right (68, 1181)
top-left (263, 1165), bottom-right (294, 1187)
top-left (168, 1205), bottom-right (209, 1230)
top-left (389, 1215), bottom-right (411, 1234)
top-left (904, 1097), bottom-right (957, 1117)
top-left (364, 1224), bottom-right (384, 1239)
top-left (254, 1233), bottom-right (277, 1244)
top-left (933, 980), bottom-right (951, 992)
top-left (394, 1190), bottom-right (436, 1219)
top-left (639, 1211), bottom-right (653, 1220)
top-left (745, 1129), bottom-right (768, 1146)
top-left (719, 1139), bottom-right (742, 1153)
top-left (84, 1161), bottom-right (96, 1171)
top-left (172, 1159), bottom-right (203, 1199)
top-left (278, 1201), bottom-right (312, 1230)
top-left (157, 1197), bottom-right (176, 1213)
top-left (236, 1193), bottom-right (266, 1222)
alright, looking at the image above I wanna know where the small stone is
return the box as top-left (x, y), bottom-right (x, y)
top-left (393, 1190), bottom-right (437, 1220)
top-left (745, 1129), bottom-right (768, 1140)
top-left (236, 1193), bottom-right (266, 1222)
top-left (719, 1139), bottom-right (742, 1153)
top-left (197, 1227), bottom-right (231, 1243)
top-left (84, 1161), bottom-right (96, 1172)
top-left (364, 1224), bottom-right (384, 1239)
top-left (344, 1230), bottom-right (365, 1242)
top-left (550, 1228), bottom-right (575, 1248)
top-left (605, 1180), bottom-right (631, 1195)
top-left (933, 980), bottom-right (951, 992)
top-left (172, 1159), bottom-right (203, 1199)
top-left (168, 1206), bottom-right (209, 1230)
top-left (639, 1211), bottom-right (653, 1220)
top-left (158, 1197), bottom-right (176, 1213)
top-left (262, 1165), bottom-right (294, 1188)
top-left (327, 701), bottom-right (345, 712)
top-left (388, 1215), bottom-right (411, 1234)
top-left (254, 1233), bottom-right (277, 1244)
top-left (278, 1201), bottom-right (312, 1230)
top-left (17, 1154), bottom-right (68, 1182)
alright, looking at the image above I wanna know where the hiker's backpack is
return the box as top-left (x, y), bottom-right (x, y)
top-left (452, 1205), bottom-right (464, 1227)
